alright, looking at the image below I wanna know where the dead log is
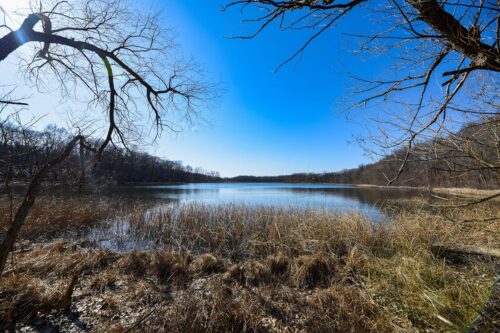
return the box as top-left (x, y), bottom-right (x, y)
top-left (431, 243), bottom-right (500, 264)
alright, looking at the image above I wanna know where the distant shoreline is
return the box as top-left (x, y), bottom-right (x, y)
top-left (5, 181), bottom-right (498, 198)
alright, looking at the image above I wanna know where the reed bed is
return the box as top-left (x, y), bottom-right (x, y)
top-left (0, 198), bottom-right (498, 332)
top-left (91, 200), bottom-right (500, 256)
top-left (0, 195), bottom-right (156, 241)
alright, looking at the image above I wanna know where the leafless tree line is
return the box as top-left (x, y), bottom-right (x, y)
top-left (231, 115), bottom-right (500, 189)
top-left (0, 122), bottom-right (220, 188)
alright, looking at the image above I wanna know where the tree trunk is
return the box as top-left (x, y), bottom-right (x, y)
top-left (0, 14), bottom-right (42, 61)
top-left (78, 137), bottom-right (86, 193)
top-left (0, 136), bottom-right (82, 273)
top-left (408, 0), bottom-right (500, 70)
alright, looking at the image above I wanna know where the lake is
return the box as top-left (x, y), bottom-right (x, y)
top-left (83, 183), bottom-right (424, 251)
top-left (113, 183), bottom-right (422, 217)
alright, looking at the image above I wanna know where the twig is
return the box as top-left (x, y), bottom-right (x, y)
top-left (123, 304), bottom-right (160, 333)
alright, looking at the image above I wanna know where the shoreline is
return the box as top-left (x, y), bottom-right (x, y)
top-left (355, 184), bottom-right (499, 197)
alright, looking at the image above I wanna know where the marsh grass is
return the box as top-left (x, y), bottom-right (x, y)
top-left (0, 198), bottom-right (498, 332)
top-left (0, 194), bottom-right (158, 242)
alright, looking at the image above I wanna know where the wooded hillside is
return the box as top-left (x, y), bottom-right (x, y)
top-left (231, 117), bottom-right (500, 189)
top-left (1, 117), bottom-right (498, 189)
top-left (0, 124), bottom-right (219, 187)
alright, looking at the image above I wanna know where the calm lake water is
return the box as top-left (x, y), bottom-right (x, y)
top-left (85, 183), bottom-right (423, 251)
top-left (113, 183), bottom-right (422, 217)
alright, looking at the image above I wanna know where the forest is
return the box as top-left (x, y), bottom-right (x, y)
top-left (2, 116), bottom-right (498, 189)
top-left (232, 116), bottom-right (500, 189)
top-left (0, 124), bottom-right (220, 187)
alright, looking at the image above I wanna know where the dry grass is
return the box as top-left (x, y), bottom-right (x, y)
top-left (432, 187), bottom-right (500, 197)
top-left (357, 184), bottom-right (500, 199)
top-left (0, 198), bottom-right (498, 332)
top-left (189, 254), bottom-right (225, 275)
top-left (115, 200), bottom-right (499, 259)
top-left (0, 194), bottom-right (152, 242)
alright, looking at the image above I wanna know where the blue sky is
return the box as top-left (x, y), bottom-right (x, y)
top-left (146, 0), bottom-right (388, 177)
top-left (1, 0), bottom-right (392, 177)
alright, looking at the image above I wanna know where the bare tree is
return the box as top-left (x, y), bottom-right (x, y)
top-left (224, 0), bottom-right (499, 199)
top-left (0, 0), bottom-right (212, 272)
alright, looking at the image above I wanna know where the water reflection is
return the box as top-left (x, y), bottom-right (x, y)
top-left (85, 183), bottom-right (424, 252)
top-left (112, 183), bottom-right (423, 216)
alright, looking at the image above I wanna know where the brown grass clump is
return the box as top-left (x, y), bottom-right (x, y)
top-left (303, 285), bottom-right (394, 332)
top-left (291, 253), bottom-right (337, 288)
top-left (0, 288), bottom-right (39, 331)
top-left (264, 253), bottom-right (289, 280)
top-left (158, 279), bottom-right (394, 333)
top-left (153, 251), bottom-right (190, 287)
top-left (189, 254), bottom-right (224, 275)
top-left (0, 275), bottom-right (79, 330)
top-left (118, 251), bottom-right (151, 277)
top-left (0, 196), bottom-right (109, 241)
top-left (233, 254), bottom-right (290, 286)
top-left (343, 246), bottom-right (367, 273)
top-left (162, 286), bottom-right (267, 333)
top-left (0, 194), bottom-right (155, 242)
top-left (117, 251), bottom-right (191, 288)
top-left (240, 259), bottom-right (272, 286)
top-left (6, 241), bottom-right (116, 277)
top-left (89, 270), bottom-right (119, 292)
top-left (223, 264), bottom-right (244, 283)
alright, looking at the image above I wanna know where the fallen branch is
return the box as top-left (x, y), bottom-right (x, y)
top-left (123, 303), bottom-right (161, 333)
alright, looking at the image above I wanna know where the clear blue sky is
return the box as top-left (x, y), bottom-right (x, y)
top-left (147, 0), bottom-right (389, 177)
top-left (1, 0), bottom-right (392, 177)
